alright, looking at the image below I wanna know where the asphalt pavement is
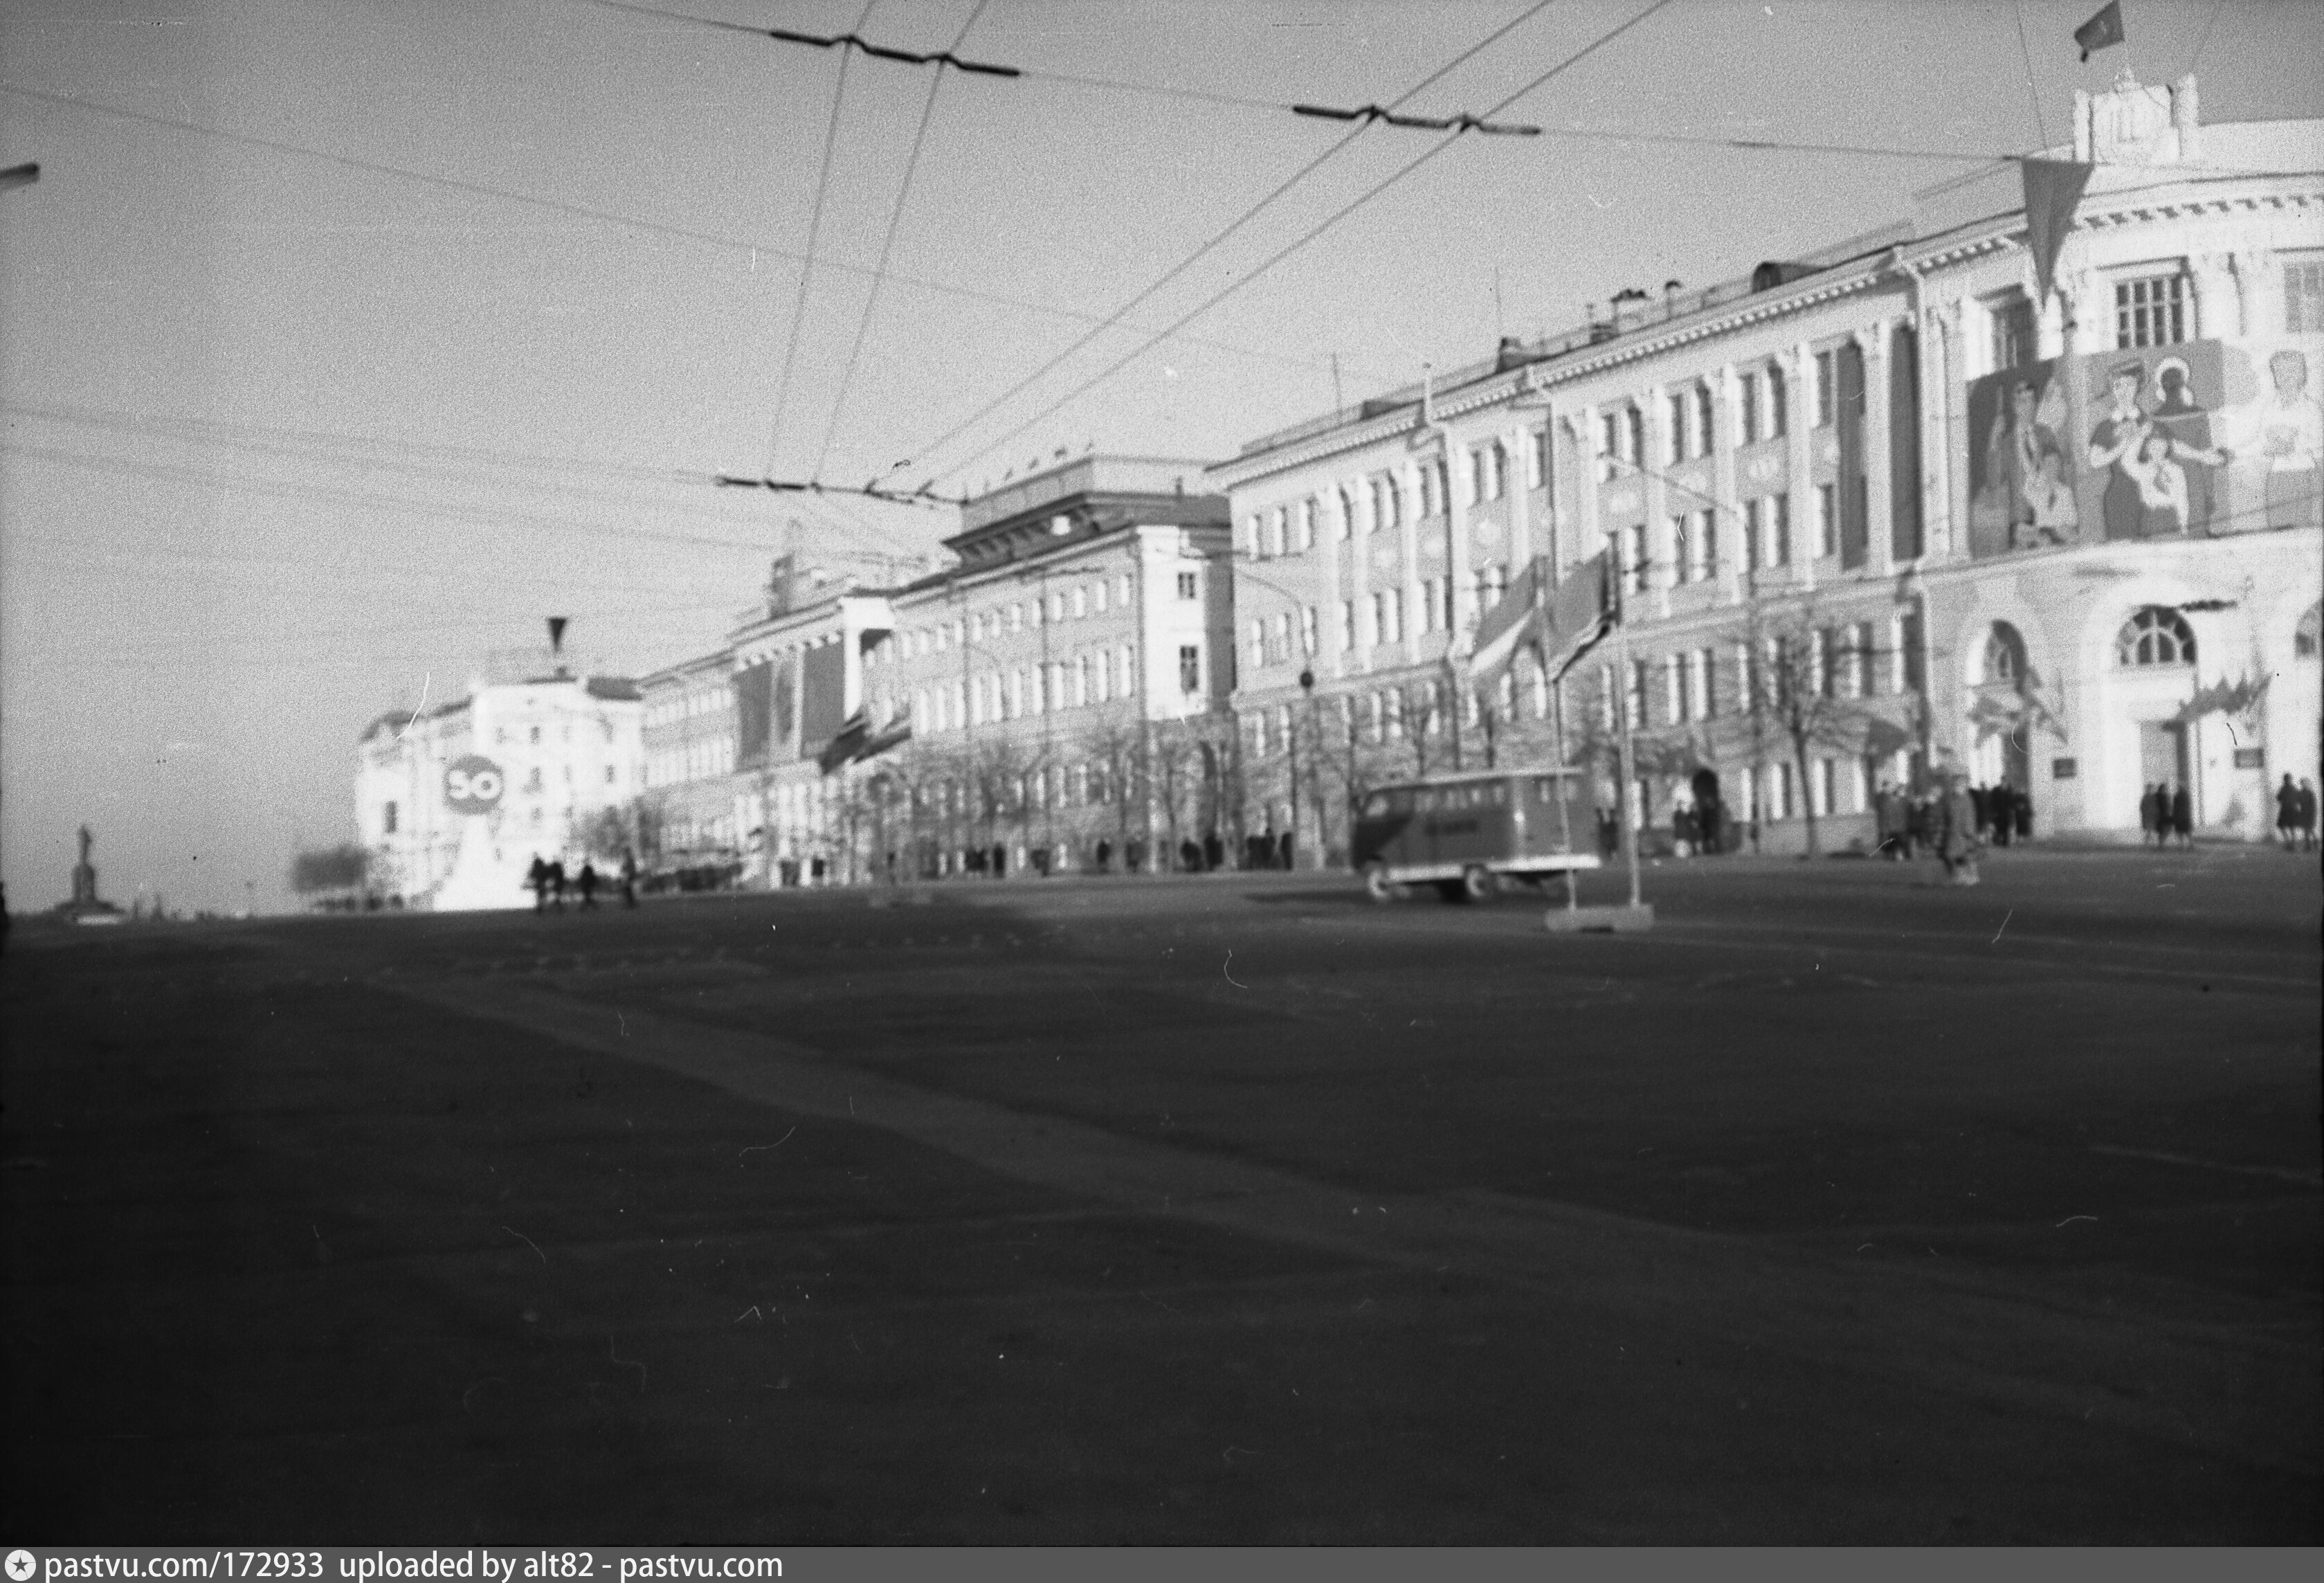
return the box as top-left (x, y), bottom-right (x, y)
top-left (3, 844), bottom-right (2317, 1541)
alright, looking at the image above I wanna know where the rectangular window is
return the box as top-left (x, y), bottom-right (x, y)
top-left (1599, 411), bottom-right (1622, 480)
top-left (1472, 447), bottom-right (1489, 506)
top-left (1366, 593), bottom-right (1383, 648)
top-left (1699, 510), bottom-right (1718, 582)
top-left (1388, 588), bottom-right (1406, 642)
top-left (1815, 482), bottom-right (1837, 559)
top-left (1991, 294), bottom-right (2037, 370)
top-left (2287, 257), bottom-right (2324, 333)
top-left (1093, 582), bottom-right (1107, 615)
top-left (1696, 386), bottom-right (1715, 456)
top-left (1625, 406), bottom-right (1645, 467)
top-left (383, 800), bottom-right (398, 835)
top-left (1120, 644), bottom-right (1137, 694)
top-left (1271, 613), bottom-right (1290, 663)
top-left (1668, 392), bottom-right (1689, 464)
top-left (1249, 619), bottom-right (1266, 670)
top-left (1179, 645), bottom-right (1201, 694)
top-left (1815, 350), bottom-right (1835, 426)
top-left (1177, 571), bottom-right (1198, 601)
top-left (1627, 521), bottom-right (1651, 593)
top-left (1297, 499), bottom-right (1316, 550)
top-left (1340, 599), bottom-right (1356, 651)
top-left (1491, 442), bottom-right (1508, 500)
top-left (1336, 489), bottom-right (1354, 541)
top-left (1071, 586), bottom-right (1088, 619)
top-left (1419, 465), bottom-right (1438, 518)
top-left (1698, 647), bottom-right (1718, 718)
top-left (1528, 428), bottom-right (1547, 490)
top-left (1075, 655), bottom-right (1090, 706)
top-left (1419, 577), bottom-right (1438, 633)
top-left (1739, 373), bottom-right (1760, 445)
top-left (1668, 653), bottom-right (1688, 723)
top-left (1744, 498), bottom-right (1763, 572)
top-left (1770, 493), bottom-right (1792, 566)
top-left (1671, 514), bottom-right (1695, 583)
top-left (2114, 271), bottom-right (2187, 347)
top-left (1628, 659), bottom-right (1651, 729)
top-left (1767, 365), bottom-right (1788, 437)
top-left (1300, 605), bottom-right (1318, 658)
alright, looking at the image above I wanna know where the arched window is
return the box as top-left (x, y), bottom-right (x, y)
top-left (2115, 606), bottom-right (2196, 668)
top-left (1981, 622), bottom-right (2028, 687)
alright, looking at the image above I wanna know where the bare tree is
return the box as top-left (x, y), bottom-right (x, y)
top-left (1725, 594), bottom-right (1913, 856)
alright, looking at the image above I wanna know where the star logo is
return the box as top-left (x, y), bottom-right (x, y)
top-left (7, 1550), bottom-right (37, 1582)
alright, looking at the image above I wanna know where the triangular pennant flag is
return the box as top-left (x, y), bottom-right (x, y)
top-left (2073, 1), bottom-right (2125, 63)
top-left (2021, 157), bottom-right (2095, 305)
top-left (546, 615), bottom-right (569, 655)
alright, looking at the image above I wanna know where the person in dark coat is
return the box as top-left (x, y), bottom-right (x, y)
top-left (619, 849), bottom-right (639, 908)
top-left (1094, 838), bottom-right (1112, 872)
top-left (2139, 784), bottom-right (2161, 847)
top-left (577, 861), bottom-right (600, 909)
top-left (2276, 775), bottom-right (2300, 849)
top-left (1936, 775), bottom-right (1981, 885)
top-left (2170, 783), bottom-right (2194, 848)
top-left (1204, 831), bottom-right (1225, 871)
top-left (1179, 837), bottom-right (1203, 872)
top-left (2297, 779), bottom-right (2318, 853)
top-left (2013, 786), bottom-right (2032, 841)
top-left (547, 859), bottom-right (568, 910)
top-left (527, 855), bottom-right (549, 913)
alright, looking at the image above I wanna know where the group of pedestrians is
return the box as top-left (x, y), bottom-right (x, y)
top-left (2139, 784), bottom-right (2196, 848)
top-left (527, 850), bottom-right (639, 912)
top-left (2275, 775), bottom-right (2319, 851)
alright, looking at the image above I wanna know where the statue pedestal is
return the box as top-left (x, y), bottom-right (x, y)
top-left (429, 816), bottom-right (533, 912)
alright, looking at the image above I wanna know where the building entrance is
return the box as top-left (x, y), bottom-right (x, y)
top-left (2139, 719), bottom-right (2191, 796)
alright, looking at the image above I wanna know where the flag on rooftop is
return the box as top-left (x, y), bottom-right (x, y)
top-left (2074, 1), bottom-right (2125, 63)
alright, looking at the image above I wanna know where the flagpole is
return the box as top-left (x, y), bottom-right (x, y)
top-left (1613, 581), bottom-right (1644, 912)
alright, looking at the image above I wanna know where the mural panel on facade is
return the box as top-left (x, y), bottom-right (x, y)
top-left (1968, 336), bottom-right (2324, 557)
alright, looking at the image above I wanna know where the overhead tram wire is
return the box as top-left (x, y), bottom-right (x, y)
top-left (927, 0), bottom-right (1683, 493)
top-left (760, 0), bottom-right (879, 482)
top-left (808, 0), bottom-right (993, 487)
top-left (896, 0), bottom-right (1565, 491)
top-left (0, 87), bottom-right (1336, 385)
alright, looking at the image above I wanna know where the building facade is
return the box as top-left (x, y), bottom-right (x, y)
top-left (356, 663), bottom-right (644, 907)
top-left (1211, 75), bottom-right (2322, 859)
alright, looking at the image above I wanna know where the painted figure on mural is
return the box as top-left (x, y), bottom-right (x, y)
top-left (1973, 373), bottom-right (2072, 550)
top-left (2150, 355), bottom-right (2219, 528)
top-left (2088, 359), bottom-right (2230, 539)
top-left (2256, 349), bottom-right (2322, 532)
top-left (2088, 361), bottom-right (2154, 539)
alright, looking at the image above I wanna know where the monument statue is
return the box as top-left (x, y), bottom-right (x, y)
top-left (73, 824), bottom-right (98, 907)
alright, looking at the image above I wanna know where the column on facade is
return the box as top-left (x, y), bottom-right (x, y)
top-left (1505, 421), bottom-right (1533, 571)
top-left (1638, 383), bottom-right (1670, 619)
top-left (1713, 362), bottom-right (1742, 605)
top-left (1398, 456), bottom-right (1422, 667)
top-left (2189, 251), bottom-right (2243, 340)
top-left (1445, 435), bottom-right (1473, 640)
top-left (1788, 341), bottom-right (1817, 595)
top-left (1856, 323), bottom-right (1894, 578)
top-left (2230, 247), bottom-right (2273, 338)
top-left (2057, 265), bottom-right (2098, 359)
top-left (1928, 296), bottom-right (1965, 562)
top-left (1568, 404), bottom-right (1601, 582)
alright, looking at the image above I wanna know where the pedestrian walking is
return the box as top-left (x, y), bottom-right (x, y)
top-left (619, 849), bottom-right (639, 908)
top-left (1094, 838), bottom-right (1111, 872)
top-left (547, 858), bottom-right (567, 910)
top-left (527, 855), bottom-right (549, 913)
top-left (2298, 778), bottom-right (2318, 853)
top-left (2276, 774), bottom-right (2300, 849)
top-left (1936, 775), bottom-right (1981, 885)
top-left (2139, 783), bottom-right (2162, 847)
top-left (2170, 783), bottom-right (2194, 849)
top-left (578, 861), bottom-right (599, 909)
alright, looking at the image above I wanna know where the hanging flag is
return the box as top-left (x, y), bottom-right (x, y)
top-left (816, 711), bottom-right (872, 775)
top-left (2021, 157), bottom-right (2095, 305)
top-left (1536, 549), bottom-right (1617, 683)
top-left (2073, 1), bottom-right (2125, 63)
top-left (1466, 557), bottom-right (1550, 680)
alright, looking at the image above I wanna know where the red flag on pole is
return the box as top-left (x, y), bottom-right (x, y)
top-left (2073, 1), bottom-right (2125, 63)
top-left (2021, 157), bottom-right (2095, 305)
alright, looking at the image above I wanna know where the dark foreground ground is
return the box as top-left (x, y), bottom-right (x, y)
top-left (3, 846), bottom-right (2318, 1543)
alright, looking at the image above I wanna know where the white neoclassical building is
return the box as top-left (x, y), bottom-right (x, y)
top-left (1211, 73), bottom-right (2322, 857)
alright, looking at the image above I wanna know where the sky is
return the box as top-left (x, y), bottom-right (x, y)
top-left (3, 0), bottom-right (2320, 915)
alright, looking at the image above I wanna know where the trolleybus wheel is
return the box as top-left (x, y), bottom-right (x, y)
top-left (1363, 863), bottom-right (1396, 903)
top-left (1458, 865), bottom-right (1495, 903)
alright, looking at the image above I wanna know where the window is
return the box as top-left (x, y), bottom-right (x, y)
top-left (1387, 588), bottom-right (1406, 642)
top-left (1769, 493), bottom-right (1791, 566)
top-left (1815, 350), bottom-right (1835, 426)
top-left (1177, 571), bottom-right (1199, 601)
top-left (529, 725), bottom-right (541, 745)
top-left (1471, 447), bottom-right (1489, 505)
top-left (1528, 428), bottom-right (1547, 490)
top-left (1981, 622), bottom-right (2026, 687)
top-left (383, 800), bottom-right (398, 835)
top-left (604, 766), bottom-right (616, 784)
top-left (1419, 577), bottom-right (1439, 633)
top-left (1071, 586), bottom-right (1088, 619)
top-left (2114, 271), bottom-right (2187, 348)
top-left (1815, 483), bottom-right (1837, 559)
top-left (1419, 464), bottom-right (1439, 518)
top-left (1340, 600), bottom-right (1356, 651)
top-left (1696, 386), bottom-right (1715, 456)
top-left (1300, 606), bottom-right (1318, 659)
top-left (1598, 411), bottom-right (1622, 480)
top-left (1766, 365), bottom-right (1788, 437)
top-left (1628, 659), bottom-right (1651, 728)
top-left (1271, 613), bottom-right (1291, 664)
top-left (1365, 593), bottom-right (1383, 648)
top-left (1990, 294), bottom-right (2037, 371)
top-left (1249, 620), bottom-right (1265, 669)
top-left (1671, 515), bottom-right (1695, 583)
top-left (1625, 406), bottom-right (1645, 468)
top-left (1244, 515), bottom-right (1263, 559)
top-left (2116, 606), bottom-right (2196, 667)
top-left (1491, 442), bottom-right (1508, 500)
top-left (1667, 391), bottom-right (1689, 464)
top-left (1177, 645), bottom-right (1201, 694)
top-left (1336, 488), bottom-right (1355, 541)
top-left (1626, 521), bottom-right (1651, 593)
top-left (1698, 648), bottom-right (1718, 718)
top-left (1297, 499), bottom-right (1316, 551)
top-left (1739, 373), bottom-right (1760, 445)
top-left (2287, 258), bottom-right (2324, 334)
top-left (1075, 655), bottom-right (1090, 706)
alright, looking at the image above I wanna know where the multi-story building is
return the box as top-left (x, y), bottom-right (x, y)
top-left (356, 657), bottom-right (644, 907)
top-left (861, 454), bottom-right (1234, 876)
top-left (1211, 73), bottom-right (2322, 859)
top-left (639, 645), bottom-right (741, 873)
